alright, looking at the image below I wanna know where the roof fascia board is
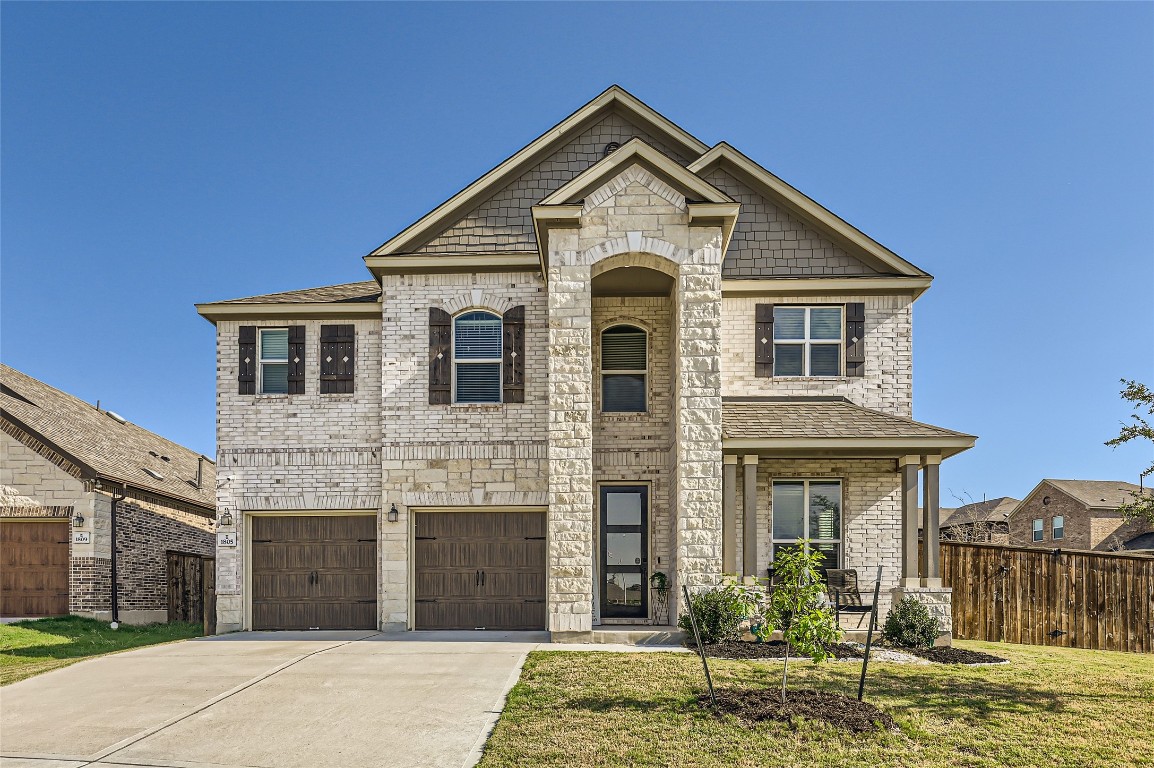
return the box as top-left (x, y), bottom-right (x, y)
top-left (722, 276), bottom-right (932, 299)
top-left (688, 202), bottom-right (741, 256)
top-left (538, 139), bottom-right (734, 207)
top-left (370, 86), bottom-right (709, 257)
top-left (723, 436), bottom-right (976, 457)
top-left (195, 302), bottom-right (381, 324)
top-left (531, 205), bottom-right (583, 272)
top-left (365, 253), bottom-right (541, 278)
top-left (690, 144), bottom-right (930, 278)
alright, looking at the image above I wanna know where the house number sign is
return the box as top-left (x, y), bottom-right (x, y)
top-left (72, 532), bottom-right (91, 544)
top-left (217, 531), bottom-right (238, 548)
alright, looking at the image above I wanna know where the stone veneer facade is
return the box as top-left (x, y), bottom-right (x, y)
top-left (207, 94), bottom-right (964, 639)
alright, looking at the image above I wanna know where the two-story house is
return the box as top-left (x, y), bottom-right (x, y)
top-left (197, 86), bottom-right (975, 641)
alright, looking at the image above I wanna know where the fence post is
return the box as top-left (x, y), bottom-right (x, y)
top-left (682, 584), bottom-right (717, 707)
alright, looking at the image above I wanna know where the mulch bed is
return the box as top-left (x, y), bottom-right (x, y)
top-left (904, 646), bottom-right (1008, 665)
top-left (695, 640), bottom-right (865, 660)
top-left (703, 687), bottom-right (896, 733)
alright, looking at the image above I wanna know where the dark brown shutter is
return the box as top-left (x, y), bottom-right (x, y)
top-left (239, 326), bottom-right (256, 395)
top-left (320, 324), bottom-right (355, 394)
top-left (754, 304), bottom-right (774, 378)
top-left (429, 308), bottom-right (452, 404)
top-left (502, 305), bottom-right (525, 403)
top-left (845, 302), bottom-right (866, 377)
top-left (287, 326), bottom-right (306, 394)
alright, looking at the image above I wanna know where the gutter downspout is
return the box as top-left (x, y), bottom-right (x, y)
top-left (109, 483), bottom-right (127, 628)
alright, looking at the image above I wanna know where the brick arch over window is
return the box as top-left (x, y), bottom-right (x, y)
top-left (583, 237), bottom-right (688, 270)
top-left (590, 250), bottom-right (681, 280)
top-left (440, 289), bottom-right (516, 317)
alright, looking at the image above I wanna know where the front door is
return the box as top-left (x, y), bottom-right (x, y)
top-left (600, 486), bottom-right (648, 620)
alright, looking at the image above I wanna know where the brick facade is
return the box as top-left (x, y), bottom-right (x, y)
top-left (1009, 481), bottom-right (1153, 551)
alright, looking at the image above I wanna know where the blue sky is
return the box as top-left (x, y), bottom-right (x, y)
top-left (3, 2), bottom-right (1152, 503)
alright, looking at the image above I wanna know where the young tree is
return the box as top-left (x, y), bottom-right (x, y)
top-left (1105, 379), bottom-right (1154, 524)
top-left (762, 541), bottom-right (842, 703)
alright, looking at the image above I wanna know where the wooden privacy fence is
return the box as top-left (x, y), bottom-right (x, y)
top-left (940, 541), bottom-right (1154, 653)
top-left (167, 551), bottom-right (216, 634)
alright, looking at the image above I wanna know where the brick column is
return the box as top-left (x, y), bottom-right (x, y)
top-left (546, 232), bottom-right (595, 635)
top-left (722, 456), bottom-right (738, 573)
top-left (672, 234), bottom-right (724, 597)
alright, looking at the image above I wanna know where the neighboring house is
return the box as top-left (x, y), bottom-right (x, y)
top-left (1008, 479), bottom-right (1153, 552)
top-left (196, 86), bottom-right (976, 640)
top-left (0, 364), bottom-right (216, 623)
top-left (938, 497), bottom-right (1017, 543)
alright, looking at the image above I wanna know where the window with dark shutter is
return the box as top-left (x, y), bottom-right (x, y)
top-left (287, 326), bottom-right (306, 394)
top-left (320, 324), bottom-right (355, 394)
top-left (845, 303), bottom-right (865, 377)
top-left (429, 308), bottom-right (452, 404)
top-left (754, 304), bottom-right (774, 378)
top-left (502, 306), bottom-right (525, 403)
top-left (239, 326), bottom-right (256, 395)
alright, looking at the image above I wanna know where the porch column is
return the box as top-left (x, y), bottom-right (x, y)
top-left (742, 454), bottom-right (758, 577)
top-left (898, 454), bottom-right (920, 588)
top-left (722, 456), bottom-right (738, 574)
top-left (921, 455), bottom-right (942, 587)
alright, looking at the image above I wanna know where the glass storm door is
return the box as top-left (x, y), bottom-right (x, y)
top-left (600, 486), bottom-right (648, 619)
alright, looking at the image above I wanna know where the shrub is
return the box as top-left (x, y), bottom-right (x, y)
top-left (882, 596), bottom-right (941, 649)
top-left (678, 587), bottom-right (744, 644)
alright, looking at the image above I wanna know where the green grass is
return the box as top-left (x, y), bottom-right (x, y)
top-left (479, 641), bottom-right (1154, 768)
top-left (0, 615), bottom-right (203, 685)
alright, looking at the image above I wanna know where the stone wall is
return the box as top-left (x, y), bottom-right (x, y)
top-left (721, 293), bottom-right (913, 417)
top-left (1, 430), bottom-right (89, 510)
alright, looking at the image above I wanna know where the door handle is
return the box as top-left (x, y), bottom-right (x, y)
top-left (480, 570), bottom-right (485, 586)
top-left (475, 570), bottom-right (480, 586)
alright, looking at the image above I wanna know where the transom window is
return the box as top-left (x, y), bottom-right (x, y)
top-left (453, 311), bottom-right (502, 403)
top-left (771, 479), bottom-right (842, 572)
top-left (1052, 516), bottom-right (1064, 540)
top-left (259, 329), bottom-right (289, 394)
top-left (1032, 518), bottom-right (1044, 542)
top-left (601, 325), bottom-right (647, 413)
top-left (773, 306), bottom-right (842, 377)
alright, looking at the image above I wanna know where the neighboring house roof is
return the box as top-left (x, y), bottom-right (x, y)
top-left (1123, 532), bottom-right (1154, 552)
top-left (942, 497), bottom-right (1019, 528)
top-left (1041, 479), bottom-right (1150, 510)
top-left (0, 364), bottom-right (215, 511)
top-left (721, 398), bottom-right (975, 458)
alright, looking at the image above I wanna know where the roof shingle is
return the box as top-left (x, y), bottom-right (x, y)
top-left (722, 399), bottom-right (973, 441)
top-left (204, 281), bottom-right (381, 305)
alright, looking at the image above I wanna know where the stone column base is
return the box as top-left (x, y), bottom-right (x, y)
top-left (890, 585), bottom-right (953, 647)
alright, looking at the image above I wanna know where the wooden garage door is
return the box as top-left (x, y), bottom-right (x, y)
top-left (414, 511), bottom-right (546, 630)
top-left (1, 520), bottom-right (70, 618)
top-left (251, 515), bottom-right (376, 630)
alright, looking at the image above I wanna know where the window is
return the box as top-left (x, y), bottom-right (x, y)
top-left (259, 329), bottom-right (289, 394)
top-left (1032, 518), bottom-right (1044, 542)
top-left (1052, 516), bottom-right (1064, 540)
top-left (601, 325), bottom-right (647, 413)
top-left (773, 306), bottom-right (842, 377)
top-left (453, 311), bottom-right (502, 403)
top-left (771, 479), bottom-right (841, 572)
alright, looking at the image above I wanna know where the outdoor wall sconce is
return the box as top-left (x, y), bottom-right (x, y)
top-left (219, 510), bottom-right (234, 527)
top-left (73, 512), bottom-right (85, 528)
top-left (388, 503), bottom-right (399, 523)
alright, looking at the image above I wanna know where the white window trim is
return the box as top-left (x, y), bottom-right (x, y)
top-left (1032, 518), bottom-right (1045, 542)
top-left (773, 305), bottom-right (843, 378)
top-left (258, 327), bottom-right (289, 395)
top-left (1052, 516), bottom-right (1065, 540)
top-left (452, 311), bottom-right (503, 404)
top-left (600, 324), bottom-right (649, 414)
top-left (769, 478), bottom-right (843, 565)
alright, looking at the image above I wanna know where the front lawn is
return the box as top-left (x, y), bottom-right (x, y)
top-left (479, 641), bottom-right (1154, 768)
top-left (0, 616), bottom-right (203, 685)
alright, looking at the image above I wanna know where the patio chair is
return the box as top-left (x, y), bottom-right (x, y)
top-left (825, 568), bottom-right (879, 626)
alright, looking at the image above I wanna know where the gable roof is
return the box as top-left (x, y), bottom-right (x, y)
top-left (1044, 479), bottom-right (1150, 510)
top-left (369, 85), bottom-right (709, 258)
top-left (688, 143), bottom-right (929, 278)
top-left (0, 364), bottom-right (215, 510)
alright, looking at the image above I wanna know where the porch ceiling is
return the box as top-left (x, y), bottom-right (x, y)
top-left (721, 398), bottom-right (976, 460)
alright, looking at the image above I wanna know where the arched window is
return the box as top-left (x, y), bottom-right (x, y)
top-left (601, 325), bottom-right (647, 413)
top-left (453, 311), bottom-right (503, 403)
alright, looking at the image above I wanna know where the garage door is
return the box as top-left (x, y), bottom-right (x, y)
top-left (1, 520), bottom-right (70, 618)
top-left (251, 515), bottom-right (376, 630)
top-left (414, 511), bottom-right (546, 630)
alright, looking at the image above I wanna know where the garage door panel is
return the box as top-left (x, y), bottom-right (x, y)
top-left (414, 511), bottom-right (546, 631)
top-left (250, 515), bottom-right (377, 631)
top-left (1, 521), bottom-right (70, 618)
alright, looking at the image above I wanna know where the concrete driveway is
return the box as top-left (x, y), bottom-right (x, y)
top-left (0, 630), bottom-right (549, 768)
